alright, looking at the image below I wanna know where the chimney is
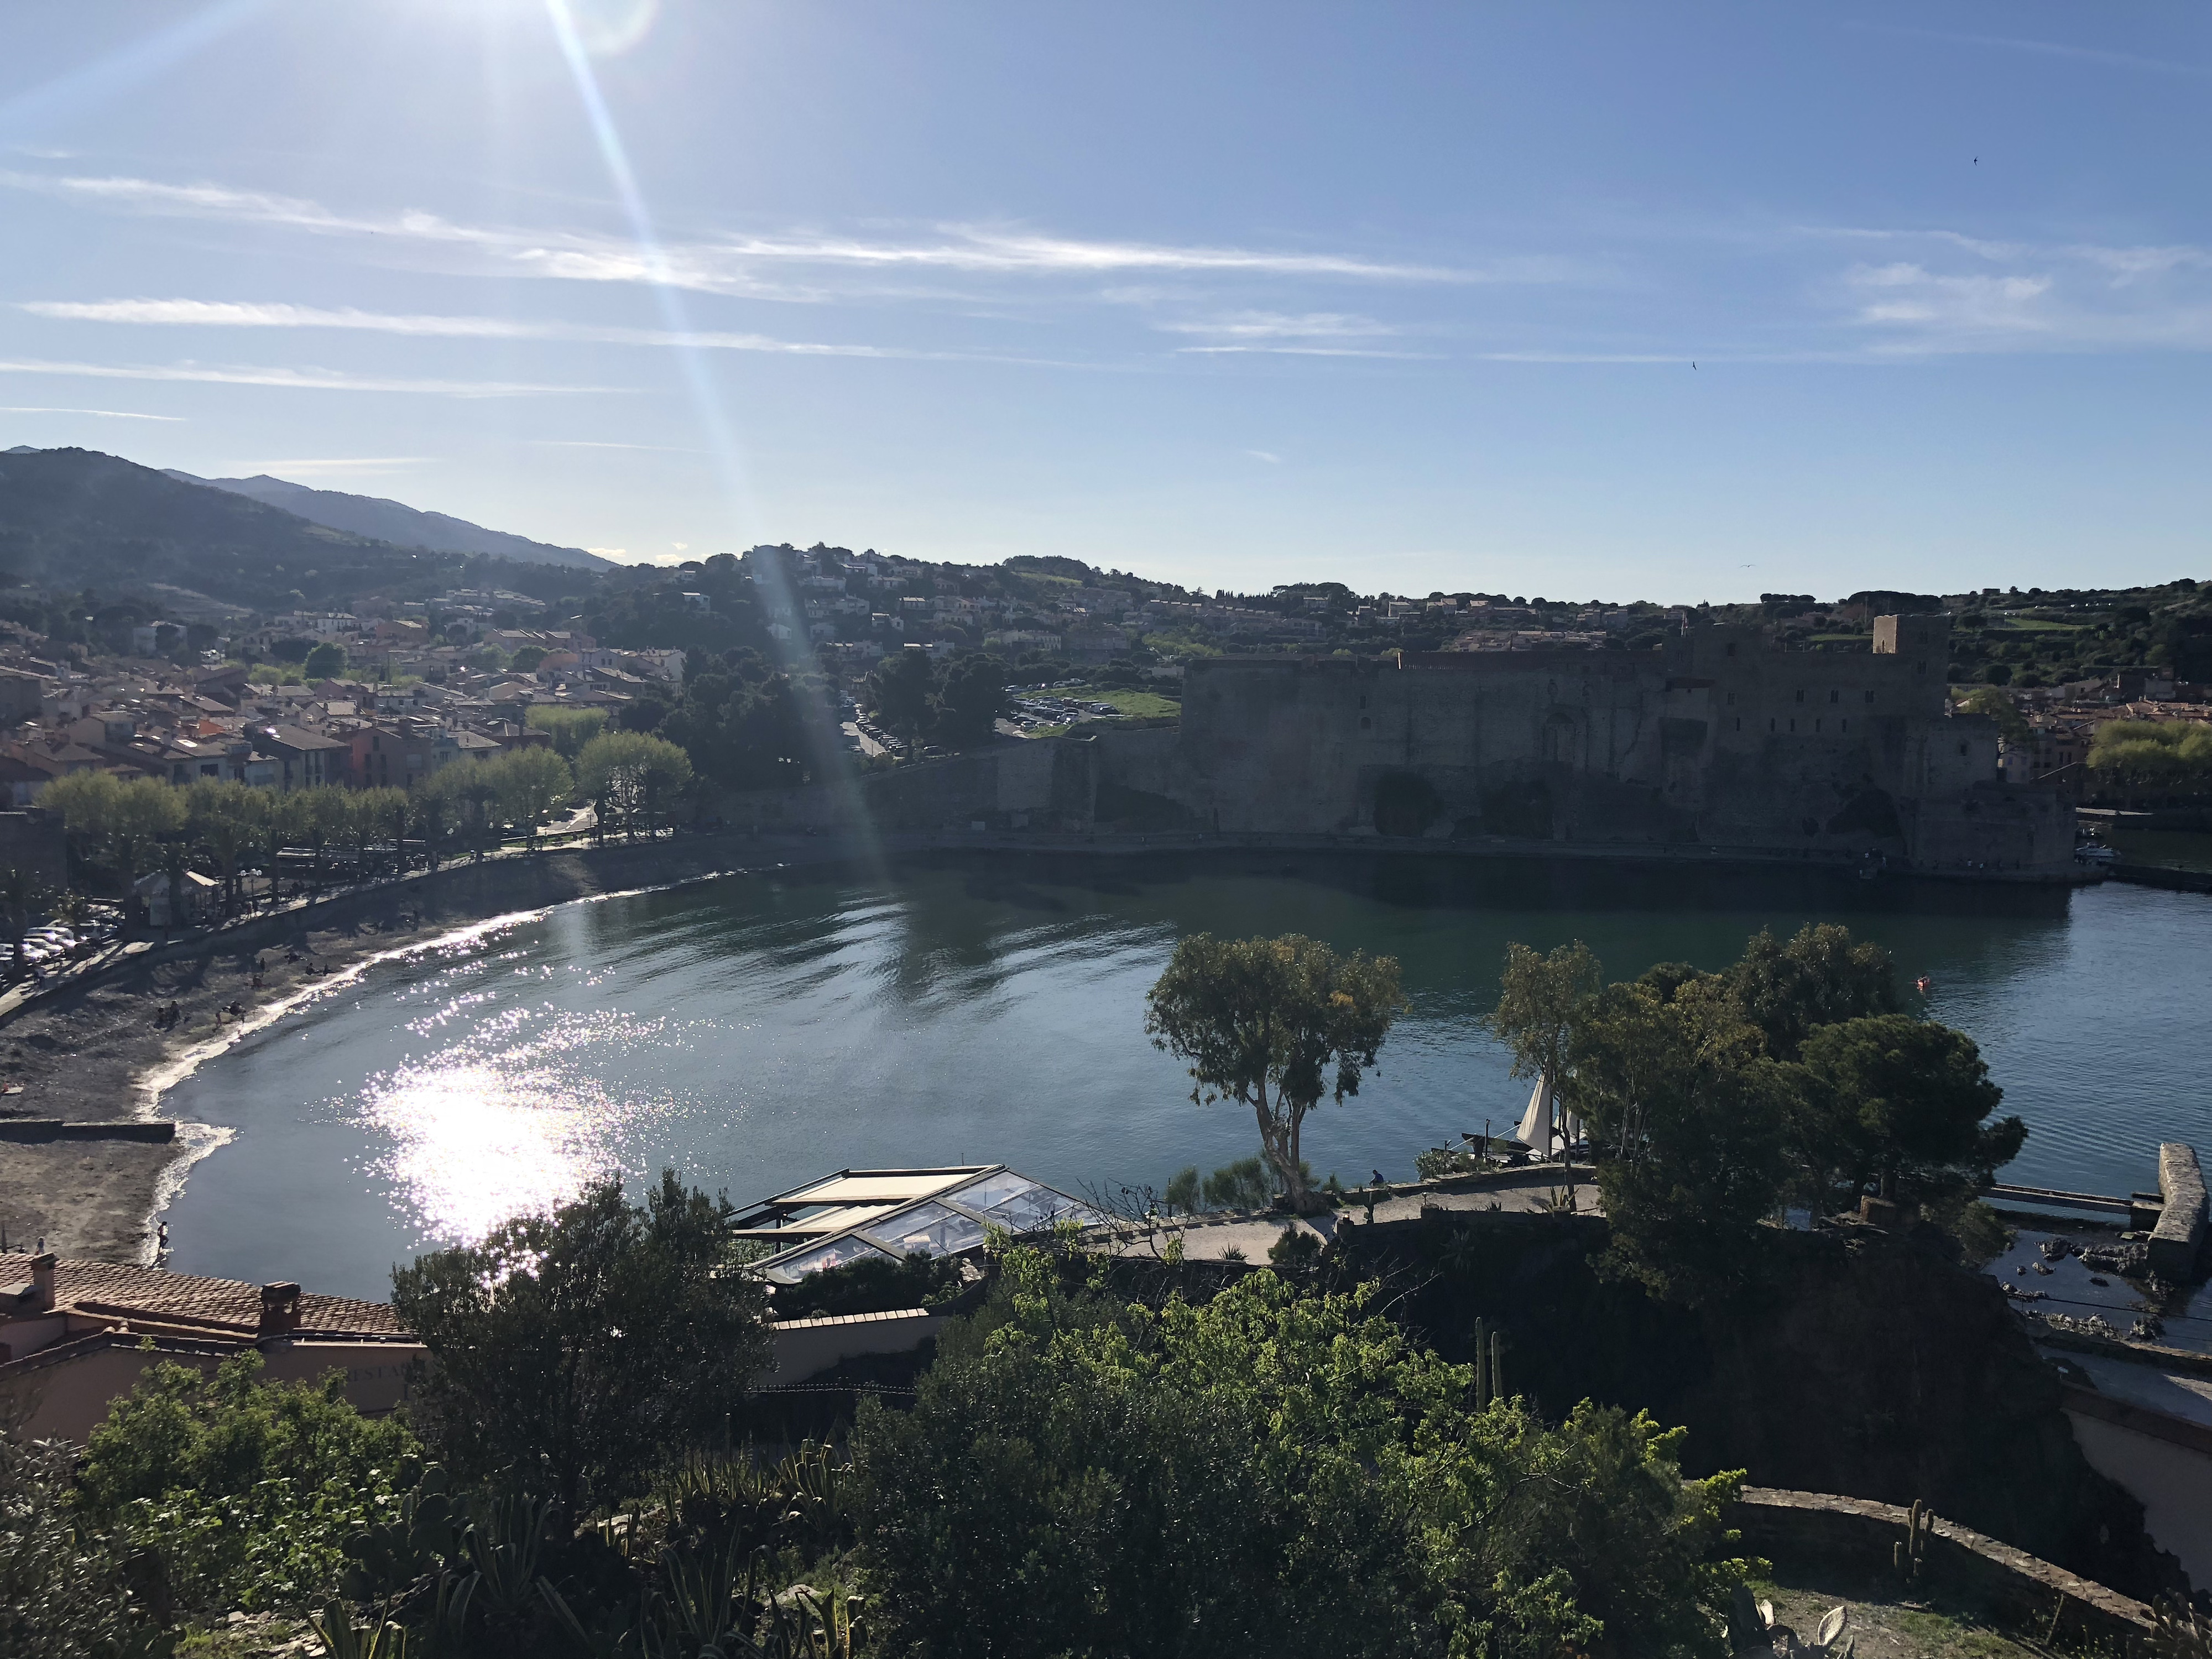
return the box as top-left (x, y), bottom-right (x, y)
top-left (257, 1281), bottom-right (301, 1338)
top-left (28, 1252), bottom-right (57, 1310)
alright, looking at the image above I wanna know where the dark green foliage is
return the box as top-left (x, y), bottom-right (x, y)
top-left (661, 659), bottom-right (827, 790)
top-left (1570, 977), bottom-right (1793, 1295)
top-left (72, 1352), bottom-right (418, 1617)
top-left (928, 651), bottom-right (1011, 745)
top-left (1523, 924), bottom-right (2019, 1294)
top-left (302, 641), bottom-right (347, 679)
top-left (862, 650), bottom-right (1011, 753)
top-left (770, 1250), bottom-right (965, 1321)
top-left (854, 1248), bottom-right (1753, 1659)
top-left (1162, 1164), bottom-right (1202, 1213)
top-left (864, 648), bottom-right (937, 751)
top-left (1, 1410), bottom-right (171, 1657)
top-left (1720, 924), bottom-right (1899, 1061)
top-left (1799, 1015), bottom-right (2023, 1204)
top-left (1200, 1155), bottom-right (1274, 1211)
top-left (390, 1170), bottom-right (771, 1520)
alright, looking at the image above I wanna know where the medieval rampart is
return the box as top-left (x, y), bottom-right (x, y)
top-left (1154, 617), bottom-right (2073, 874)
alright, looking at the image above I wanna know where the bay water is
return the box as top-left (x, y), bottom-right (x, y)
top-left (159, 854), bottom-right (2210, 1301)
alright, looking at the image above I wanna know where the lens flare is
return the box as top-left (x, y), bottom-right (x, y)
top-left (566, 0), bottom-right (659, 57)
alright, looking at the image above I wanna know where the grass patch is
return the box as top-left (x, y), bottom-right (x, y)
top-left (1061, 682), bottom-right (1182, 718)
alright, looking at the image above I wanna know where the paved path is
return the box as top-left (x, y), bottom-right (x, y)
top-left (1102, 1165), bottom-right (1602, 1265)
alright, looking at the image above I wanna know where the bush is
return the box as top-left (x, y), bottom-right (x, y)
top-left (855, 1248), bottom-right (1754, 1659)
top-left (73, 1352), bottom-right (418, 1617)
top-left (1, 1409), bottom-right (168, 1656)
top-left (391, 1171), bottom-right (771, 1520)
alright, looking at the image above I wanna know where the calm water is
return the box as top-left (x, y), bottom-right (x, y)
top-left (160, 855), bottom-right (2211, 1301)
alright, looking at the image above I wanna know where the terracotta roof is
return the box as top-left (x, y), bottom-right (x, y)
top-left (0, 1255), bottom-right (405, 1337)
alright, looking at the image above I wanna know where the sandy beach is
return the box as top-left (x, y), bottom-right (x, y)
top-left (0, 833), bottom-right (870, 1264)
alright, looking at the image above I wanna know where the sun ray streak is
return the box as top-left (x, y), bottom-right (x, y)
top-left (541, 0), bottom-right (889, 871)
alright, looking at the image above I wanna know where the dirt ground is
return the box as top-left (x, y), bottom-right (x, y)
top-left (1754, 1569), bottom-right (2059, 1659)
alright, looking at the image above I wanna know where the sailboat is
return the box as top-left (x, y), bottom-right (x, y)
top-left (1512, 1073), bottom-right (1582, 1160)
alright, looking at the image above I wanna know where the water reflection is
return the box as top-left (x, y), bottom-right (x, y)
top-left (159, 855), bottom-right (2210, 1300)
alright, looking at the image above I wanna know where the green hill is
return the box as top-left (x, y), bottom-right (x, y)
top-left (0, 447), bottom-right (591, 610)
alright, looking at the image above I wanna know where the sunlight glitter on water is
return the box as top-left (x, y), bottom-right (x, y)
top-left (362, 1062), bottom-right (612, 1245)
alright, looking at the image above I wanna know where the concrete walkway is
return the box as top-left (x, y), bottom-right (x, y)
top-left (1102, 1165), bottom-right (1601, 1265)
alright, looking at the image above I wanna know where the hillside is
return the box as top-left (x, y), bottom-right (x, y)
top-left (0, 448), bottom-right (594, 609)
top-left (166, 469), bottom-right (611, 572)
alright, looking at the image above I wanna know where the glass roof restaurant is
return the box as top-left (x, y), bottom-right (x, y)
top-left (732, 1166), bottom-right (1103, 1284)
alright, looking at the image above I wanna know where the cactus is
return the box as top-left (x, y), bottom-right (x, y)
top-left (1489, 1328), bottom-right (1505, 1403)
top-left (1472, 1318), bottom-right (1489, 1408)
top-left (1893, 1499), bottom-right (1929, 1582)
top-left (341, 1464), bottom-right (460, 1599)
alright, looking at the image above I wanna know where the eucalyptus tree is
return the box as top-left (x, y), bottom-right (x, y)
top-left (1144, 932), bottom-right (1404, 1214)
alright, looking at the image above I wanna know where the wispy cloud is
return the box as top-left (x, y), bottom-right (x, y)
top-left (1815, 229), bottom-right (2212, 353)
top-left (1243, 449), bottom-right (1283, 464)
top-left (1847, 22), bottom-right (2209, 78)
top-left (0, 358), bottom-right (614, 396)
top-left (24, 296), bottom-right (905, 356)
top-left (18, 297), bottom-right (1072, 365)
top-left (1176, 343), bottom-right (1440, 359)
top-left (1158, 310), bottom-right (1402, 342)
top-left (0, 404), bottom-right (182, 420)
top-left (4, 171), bottom-right (1478, 296)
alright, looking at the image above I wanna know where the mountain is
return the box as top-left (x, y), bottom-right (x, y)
top-left (0, 447), bottom-right (597, 609)
top-left (165, 470), bottom-right (613, 572)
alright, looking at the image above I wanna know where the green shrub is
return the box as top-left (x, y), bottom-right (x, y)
top-left (1, 1410), bottom-right (168, 1657)
top-left (854, 1246), bottom-right (1755, 1659)
top-left (74, 1352), bottom-right (418, 1616)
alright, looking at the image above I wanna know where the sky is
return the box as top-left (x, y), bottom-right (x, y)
top-left (0, 2), bottom-right (2205, 601)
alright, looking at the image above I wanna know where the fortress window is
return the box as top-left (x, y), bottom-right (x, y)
top-left (1958, 742), bottom-right (1968, 755)
top-left (1725, 692), bottom-right (1736, 706)
top-left (1794, 689), bottom-right (1804, 703)
top-left (1359, 717), bottom-right (1371, 731)
top-left (1734, 717), bottom-right (1742, 732)
top-left (1725, 643), bottom-right (1737, 658)
top-left (1829, 690), bottom-right (1840, 704)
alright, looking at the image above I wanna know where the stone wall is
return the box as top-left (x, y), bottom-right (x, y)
top-left (1164, 618), bottom-right (2074, 873)
top-left (1730, 1488), bottom-right (2157, 1648)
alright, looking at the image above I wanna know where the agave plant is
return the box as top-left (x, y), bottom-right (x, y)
top-left (310, 1597), bottom-right (411, 1659)
top-left (2154, 1597), bottom-right (2211, 1659)
top-left (1749, 1599), bottom-right (1851, 1659)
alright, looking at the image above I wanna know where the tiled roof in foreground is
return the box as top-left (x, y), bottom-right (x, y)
top-left (0, 1254), bottom-right (405, 1337)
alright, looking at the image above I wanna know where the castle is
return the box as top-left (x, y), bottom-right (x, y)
top-left (1158, 614), bottom-right (2073, 874)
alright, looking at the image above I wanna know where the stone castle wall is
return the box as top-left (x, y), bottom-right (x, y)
top-left (1156, 617), bottom-right (2073, 873)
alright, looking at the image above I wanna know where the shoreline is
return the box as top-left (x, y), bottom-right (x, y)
top-left (0, 834), bottom-right (846, 1263)
top-left (0, 828), bottom-right (2142, 1269)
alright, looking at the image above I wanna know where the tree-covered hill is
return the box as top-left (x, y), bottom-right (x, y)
top-left (0, 447), bottom-right (591, 609)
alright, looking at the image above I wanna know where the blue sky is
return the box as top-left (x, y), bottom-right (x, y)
top-left (2, 2), bottom-right (2204, 599)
